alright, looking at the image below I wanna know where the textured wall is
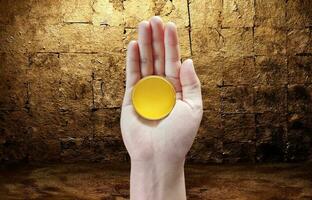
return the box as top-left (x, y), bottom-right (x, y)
top-left (0, 0), bottom-right (311, 164)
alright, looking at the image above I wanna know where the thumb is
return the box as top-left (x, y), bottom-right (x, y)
top-left (180, 59), bottom-right (203, 110)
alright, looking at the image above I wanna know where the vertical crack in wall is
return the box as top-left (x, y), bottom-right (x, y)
top-left (121, 0), bottom-right (126, 29)
top-left (100, 81), bottom-right (105, 96)
top-left (252, 0), bottom-right (257, 163)
top-left (24, 82), bottom-right (31, 114)
top-left (121, 0), bottom-right (127, 107)
top-left (186, 0), bottom-right (193, 56)
top-left (219, 0), bottom-right (225, 159)
top-left (219, 0), bottom-right (226, 158)
top-left (285, 0), bottom-right (290, 161)
top-left (91, 71), bottom-right (96, 138)
top-left (252, 0), bottom-right (256, 56)
top-left (91, 0), bottom-right (97, 14)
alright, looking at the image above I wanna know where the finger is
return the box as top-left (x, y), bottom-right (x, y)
top-left (180, 59), bottom-right (203, 110)
top-left (165, 22), bottom-right (181, 91)
top-left (138, 21), bottom-right (153, 77)
top-left (123, 40), bottom-right (141, 106)
top-left (150, 16), bottom-right (165, 76)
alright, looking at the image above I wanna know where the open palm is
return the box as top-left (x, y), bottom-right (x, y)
top-left (120, 16), bottom-right (203, 162)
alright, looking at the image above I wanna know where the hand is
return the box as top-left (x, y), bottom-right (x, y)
top-left (120, 16), bottom-right (203, 200)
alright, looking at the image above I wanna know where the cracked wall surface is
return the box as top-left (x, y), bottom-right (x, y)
top-left (0, 0), bottom-right (311, 163)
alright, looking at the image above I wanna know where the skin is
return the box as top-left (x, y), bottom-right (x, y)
top-left (120, 16), bottom-right (203, 200)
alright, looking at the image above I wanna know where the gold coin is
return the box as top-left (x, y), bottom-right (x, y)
top-left (132, 76), bottom-right (176, 120)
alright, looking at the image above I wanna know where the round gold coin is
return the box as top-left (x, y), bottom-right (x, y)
top-left (132, 76), bottom-right (176, 120)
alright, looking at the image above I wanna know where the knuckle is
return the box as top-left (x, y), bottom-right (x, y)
top-left (140, 57), bottom-right (153, 65)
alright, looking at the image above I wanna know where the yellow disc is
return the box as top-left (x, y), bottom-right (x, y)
top-left (132, 75), bottom-right (176, 120)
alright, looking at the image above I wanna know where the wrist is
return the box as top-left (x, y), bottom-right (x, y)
top-left (130, 158), bottom-right (186, 200)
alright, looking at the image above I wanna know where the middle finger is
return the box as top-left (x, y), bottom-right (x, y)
top-left (138, 21), bottom-right (154, 77)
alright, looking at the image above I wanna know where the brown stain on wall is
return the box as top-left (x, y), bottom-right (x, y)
top-left (0, 0), bottom-right (311, 164)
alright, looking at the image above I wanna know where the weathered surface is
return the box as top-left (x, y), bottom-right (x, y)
top-left (256, 112), bottom-right (287, 162)
top-left (222, 0), bottom-right (255, 28)
top-left (0, 0), bottom-right (312, 163)
top-left (254, 26), bottom-right (287, 55)
top-left (124, 0), bottom-right (189, 28)
top-left (255, 0), bottom-right (286, 28)
top-left (190, 0), bottom-right (222, 28)
top-left (286, 0), bottom-right (312, 28)
top-left (254, 56), bottom-right (288, 85)
top-left (221, 56), bottom-right (256, 85)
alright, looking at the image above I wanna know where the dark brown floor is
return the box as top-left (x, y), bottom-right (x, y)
top-left (0, 163), bottom-right (311, 200)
